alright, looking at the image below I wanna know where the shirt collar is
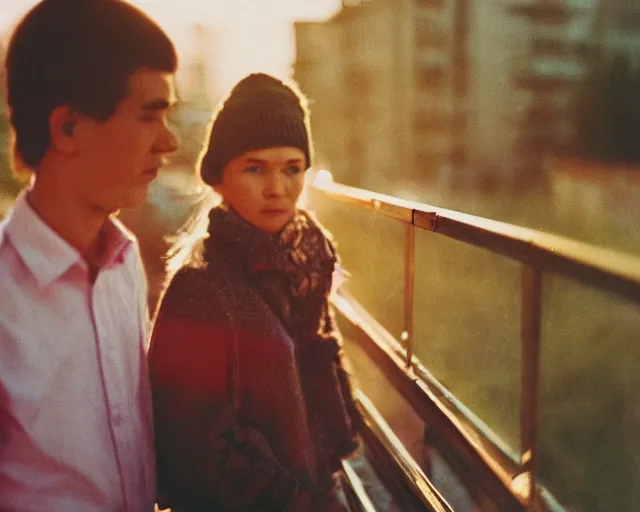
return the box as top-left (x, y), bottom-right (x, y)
top-left (101, 215), bottom-right (136, 268)
top-left (5, 190), bottom-right (135, 288)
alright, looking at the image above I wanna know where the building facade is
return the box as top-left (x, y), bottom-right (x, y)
top-left (294, 0), bottom-right (640, 194)
top-left (295, 0), bottom-right (460, 191)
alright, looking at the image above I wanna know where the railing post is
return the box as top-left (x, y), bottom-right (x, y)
top-left (519, 265), bottom-right (542, 506)
top-left (403, 217), bottom-right (416, 369)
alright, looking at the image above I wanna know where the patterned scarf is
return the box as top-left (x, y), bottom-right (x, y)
top-left (205, 204), bottom-right (338, 341)
top-left (206, 204), bottom-right (361, 482)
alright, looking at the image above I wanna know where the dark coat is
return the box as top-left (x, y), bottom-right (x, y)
top-left (149, 207), bottom-right (360, 511)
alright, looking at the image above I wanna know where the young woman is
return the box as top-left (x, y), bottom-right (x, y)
top-left (149, 73), bottom-right (361, 511)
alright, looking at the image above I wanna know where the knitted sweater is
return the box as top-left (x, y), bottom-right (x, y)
top-left (149, 206), bottom-right (360, 511)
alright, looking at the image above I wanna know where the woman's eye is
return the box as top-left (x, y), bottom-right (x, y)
top-left (244, 166), bottom-right (261, 174)
top-left (284, 165), bottom-right (302, 176)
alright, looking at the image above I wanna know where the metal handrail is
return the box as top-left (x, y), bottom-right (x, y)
top-left (309, 173), bottom-right (640, 509)
top-left (355, 391), bottom-right (453, 512)
top-left (311, 175), bottom-right (640, 302)
top-left (340, 459), bottom-right (378, 512)
top-left (334, 292), bottom-right (525, 510)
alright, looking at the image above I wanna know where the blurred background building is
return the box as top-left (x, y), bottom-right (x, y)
top-left (294, 0), bottom-right (640, 196)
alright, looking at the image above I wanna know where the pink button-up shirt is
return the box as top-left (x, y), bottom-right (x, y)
top-left (0, 192), bottom-right (156, 511)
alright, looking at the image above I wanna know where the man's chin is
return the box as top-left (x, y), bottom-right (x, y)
top-left (117, 188), bottom-right (150, 212)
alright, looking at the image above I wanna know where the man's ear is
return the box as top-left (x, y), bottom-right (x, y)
top-left (49, 106), bottom-right (78, 154)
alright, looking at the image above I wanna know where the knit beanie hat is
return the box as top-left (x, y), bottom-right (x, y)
top-left (199, 73), bottom-right (312, 185)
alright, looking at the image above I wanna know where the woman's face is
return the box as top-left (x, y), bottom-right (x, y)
top-left (214, 146), bottom-right (307, 234)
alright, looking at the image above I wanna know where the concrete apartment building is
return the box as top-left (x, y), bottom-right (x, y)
top-left (294, 0), bottom-right (466, 192)
top-left (504, 0), bottom-right (597, 179)
top-left (294, 0), bottom-right (640, 194)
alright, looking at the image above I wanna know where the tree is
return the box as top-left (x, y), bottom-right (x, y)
top-left (0, 43), bottom-right (21, 199)
top-left (572, 51), bottom-right (640, 164)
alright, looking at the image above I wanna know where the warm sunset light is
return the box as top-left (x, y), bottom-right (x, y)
top-left (0, 0), bottom-right (341, 103)
top-left (3, 3), bottom-right (640, 511)
top-left (313, 169), bottom-right (334, 187)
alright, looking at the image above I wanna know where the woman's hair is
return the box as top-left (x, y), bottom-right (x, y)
top-left (163, 185), bottom-right (218, 275)
top-left (164, 73), bottom-right (314, 275)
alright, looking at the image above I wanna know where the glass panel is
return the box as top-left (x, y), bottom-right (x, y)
top-left (339, 319), bottom-right (426, 464)
top-left (306, 189), bottom-right (406, 341)
top-left (338, 315), bottom-right (498, 511)
top-left (413, 229), bottom-right (522, 455)
top-left (539, 274), bottom-right (640, 512)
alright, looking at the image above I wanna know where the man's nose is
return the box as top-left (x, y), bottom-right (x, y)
top-left (154, 123), bottom-right (179, 155)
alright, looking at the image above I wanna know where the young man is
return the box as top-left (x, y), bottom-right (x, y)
top-left (0, 0), bottom-right (178, 510)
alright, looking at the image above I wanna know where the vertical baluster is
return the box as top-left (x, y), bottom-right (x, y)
top-left (519, 265), bottom-right (542, 506)
top-left (403, 217), bottom-right (416, 369)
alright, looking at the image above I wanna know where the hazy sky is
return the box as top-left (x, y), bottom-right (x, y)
top-left (0, 0), bottom-right (341, 30)
top-left (0, 0), bottom-right (342, 99)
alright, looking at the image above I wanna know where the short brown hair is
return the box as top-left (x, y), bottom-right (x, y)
top-left (5, 0), bottom-right (178, 169)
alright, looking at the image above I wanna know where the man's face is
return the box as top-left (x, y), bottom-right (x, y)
top-left (72, 69), bottom-right (178, 212)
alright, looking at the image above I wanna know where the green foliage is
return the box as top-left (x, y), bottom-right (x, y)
top-left (573, 51), bottom-right (640, 164)
top-left (0, 46), bottom-right (22, 201)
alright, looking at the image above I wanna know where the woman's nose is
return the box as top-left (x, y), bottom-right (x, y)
top-left (265, 172), bottom-right (287, 196)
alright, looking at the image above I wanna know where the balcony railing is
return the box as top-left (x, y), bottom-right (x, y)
top-left (306, 171), bottom-right (640, 511)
